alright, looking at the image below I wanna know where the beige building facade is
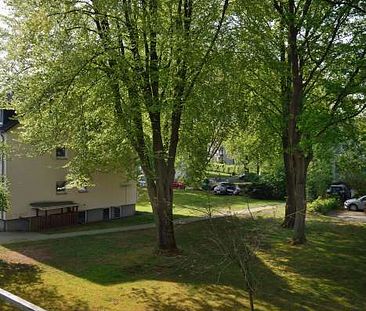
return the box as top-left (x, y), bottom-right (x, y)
top-left (0, 112), bottom-right (136, 231)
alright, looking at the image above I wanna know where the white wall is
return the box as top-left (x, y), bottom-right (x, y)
top-left (5, 129), bottom-right (137, 220)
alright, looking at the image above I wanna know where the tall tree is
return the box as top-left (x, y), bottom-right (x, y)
top-left (275, 0), bottom-right (365, 243)
top-left (1, 0), bottom-right (229, 252)
top-left (235, 0), bottom-right (366, 243)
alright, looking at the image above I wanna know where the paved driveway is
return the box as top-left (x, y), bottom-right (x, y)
top-left (328, 210), bottom-right (366, 223)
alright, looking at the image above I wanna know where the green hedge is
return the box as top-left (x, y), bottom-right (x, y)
top-left (307, 197), bottom-right (340, 215)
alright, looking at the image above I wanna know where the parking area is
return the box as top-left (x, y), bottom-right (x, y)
top-left (328, 210), bottom-right (366, 223)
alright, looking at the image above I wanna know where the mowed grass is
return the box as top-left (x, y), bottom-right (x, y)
top-left (45, 189), bottom-right (284, 233)
top-left (0, 212), bottom-right (365, 311)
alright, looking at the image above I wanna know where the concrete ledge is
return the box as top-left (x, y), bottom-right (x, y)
top-left (0, 288), bottom-right (47, 311)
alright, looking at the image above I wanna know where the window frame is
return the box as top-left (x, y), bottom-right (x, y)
top-left (112, 206), bottom-right (121, 219)
top-left (56, 147), bottom-right (67, 159)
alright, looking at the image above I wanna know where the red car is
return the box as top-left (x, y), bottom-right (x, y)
top-left (172, 180), bottom-right (186, 190)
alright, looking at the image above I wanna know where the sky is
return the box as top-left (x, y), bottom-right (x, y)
top-left (0, 0), bottom-right (10, 28)
top-left (0, 0), bottom-right (8, 15)
top-left (0, 0), bottom-right (9, 59)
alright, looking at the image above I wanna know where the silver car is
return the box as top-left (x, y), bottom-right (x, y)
top-left (344, 196), bottom-right (366, 211)
top-left (213, 182), bottom-right (241, 195)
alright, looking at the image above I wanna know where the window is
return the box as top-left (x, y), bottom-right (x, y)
top-left (56, 147), bottom-right (67, 159)
top-left (56, 181), bottom-right (67, 194)
top-left (0, 109), bottom-right (3, 126)
top-left (112, 207), bottom-right (121, 219)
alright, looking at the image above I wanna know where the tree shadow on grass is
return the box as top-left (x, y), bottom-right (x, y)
top-left (126, 285), bottom-right (251, 311)
top-left (254, 216), bottom-right (366, 311)
top-left (2, 216), bottom-right (366, 310)
top-left (0, 259), bottom-right (90, 311)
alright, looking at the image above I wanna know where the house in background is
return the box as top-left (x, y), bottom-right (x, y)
top-left (212, 146), bottom-right (235, 165)
top-left (0, 109), bottom-right (136, 232)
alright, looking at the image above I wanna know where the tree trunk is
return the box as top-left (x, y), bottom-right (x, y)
top-left (292, 150), bottom-right (307, 244)
top-left (249, 290), bottom-right (255, 311)
top-left (147, 173), bottom-right (178, 253)
top-left (282, 0), bottom-right (307, 241)
top-left (292, 151), bottom-right (312, 244)
top-left (282, 148), bottom-right (296, 228)
top-left (155, 197), bottom-right (177, 251)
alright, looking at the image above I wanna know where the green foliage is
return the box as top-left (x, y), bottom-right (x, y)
top-left (337, 118), bottom-right (366, 195)
top-left (208, 163), bottom-right (243, 175)
top-left (307, 146), bottom-right (334, 200)
top-left (308, 197), bottom-right (340, 215)
top-left (247, 170), bottom-right (286, 200)
top-left (0, 182), bottom-right (10, 211)
top-left (341, 173), bottom-right (366, 196)
top-left (1, 0), bottom-right (230, 186)
top-left (235, 0), bottom-right (366, 192)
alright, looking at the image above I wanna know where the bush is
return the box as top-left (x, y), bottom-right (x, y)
top-left (247, 171), bottom-right (286, 200)
top-left (239, 172), bottom-right (260, 183)
top-left (307, 197), bottom-right (340, 215)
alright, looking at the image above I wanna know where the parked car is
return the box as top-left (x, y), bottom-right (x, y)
top-left (326, 183), bottom-right (351, 201)
top-left (344, 196), bottom-right (366, 211)
top-left (213, 182), bottom-right (240, 195)
top-left (172, 180), bottom-right (186, 190)
top-left (137, 175), bottom-right (147, 187)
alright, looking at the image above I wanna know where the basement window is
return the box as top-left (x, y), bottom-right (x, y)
top-left (112, 207), bottom-right (121, 219)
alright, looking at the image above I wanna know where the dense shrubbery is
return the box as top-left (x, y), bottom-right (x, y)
top-left (342, 172), bottom-right (366, 197)
top-left (246, 171), bottom-right (286, 200)
top-left (307, 197), bottom-right (340, 214)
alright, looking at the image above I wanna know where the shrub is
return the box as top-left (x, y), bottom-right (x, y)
top-left (247, 181), bottom-right (276, 199)
top-left (239, 172), bottom-right (260, 183)
top-left (307, 197), bottom-right (340, 215)
top-left (247, 171), bottom-right (286, 200)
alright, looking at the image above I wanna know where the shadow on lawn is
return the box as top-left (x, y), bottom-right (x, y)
top-left (3, 216), bottom-right (366, 310)
top-left (127, 285), bottom-right (252, 310)
top-left (0, 259), bottom-right (90, 311)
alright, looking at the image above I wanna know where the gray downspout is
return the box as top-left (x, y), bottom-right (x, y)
top-left (0, 132), bottom-right (5, 231)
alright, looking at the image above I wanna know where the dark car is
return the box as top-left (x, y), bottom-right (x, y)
top-left (213, 182), bottom-right (240, 195)
top-left (326, 183), bottom-right (351, 201)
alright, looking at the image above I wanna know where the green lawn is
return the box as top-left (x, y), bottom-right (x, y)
top-left (0, 211), bottom-right (365, 310)
top-left (45, 189), bottom-right (284, 234)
